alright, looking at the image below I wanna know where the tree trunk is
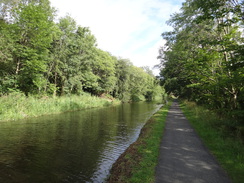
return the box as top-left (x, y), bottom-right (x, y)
top-left (15, 58), bottom-right (20, 75)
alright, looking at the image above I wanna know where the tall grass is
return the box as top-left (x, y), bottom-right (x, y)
top-left (180, 100), bottom-right (244, 183)
top-left (0, 92), bottom-right (120, 121)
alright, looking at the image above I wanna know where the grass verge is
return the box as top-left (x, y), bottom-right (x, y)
top-left (0, 92), bottom-right (120, 121)
top-left (107, 102), bottom-right (171, 183)
top-left (180, 100), bottom-right (244, 183)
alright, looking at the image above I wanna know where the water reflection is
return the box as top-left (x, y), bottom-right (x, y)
top-left (0, 102), bottom-right (162, 183)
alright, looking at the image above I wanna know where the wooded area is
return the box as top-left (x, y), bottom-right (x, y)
top-left (0, 0), bottom-right (163, 102)
top-left (159, 0), bottom-right (244, 121)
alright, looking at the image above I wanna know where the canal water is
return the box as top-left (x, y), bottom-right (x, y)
top-left (0, 102), bottom-right (162, 183)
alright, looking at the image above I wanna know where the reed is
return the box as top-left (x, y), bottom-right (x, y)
top-left (0, 92), bottom-right (120, 121)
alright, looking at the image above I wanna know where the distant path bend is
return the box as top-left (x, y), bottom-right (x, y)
top-left (155, 100), bottom-right (232, 183)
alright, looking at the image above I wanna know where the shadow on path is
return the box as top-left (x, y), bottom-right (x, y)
top-left (155, 100), bottom-right (231, 183)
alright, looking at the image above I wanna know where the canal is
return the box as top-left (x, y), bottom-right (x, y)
top-left (0, 102), bottom-right (162, 183)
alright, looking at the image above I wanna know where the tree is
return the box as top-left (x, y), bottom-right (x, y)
top-left (113, 58), bottom-right (132, 101)
top-left (0, 16), bottom-right (16, 94)
top-left (91, 49), bottom-right (117, 95)
top-left (0, 0), bottom-right (55, 95)
top-left (0, 1), bottom-right (164, 102)
top-left (159, 0), bottom-right (244, 118)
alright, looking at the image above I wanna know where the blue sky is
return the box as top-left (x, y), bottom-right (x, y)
top-left (50, 0), bottom-right (184, 75)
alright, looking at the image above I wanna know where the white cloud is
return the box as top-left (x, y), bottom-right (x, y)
top-left (50, 0), bottom-right (184, 75)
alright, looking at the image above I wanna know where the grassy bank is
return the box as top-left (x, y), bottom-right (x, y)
top-left (180, 101), bottom-right (244, 183)
top-left (107, 102), bottom-right (171, 183)
top-left (0, 92), bottom-right (120, 121)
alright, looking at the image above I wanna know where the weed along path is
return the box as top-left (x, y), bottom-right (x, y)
top-left (155, 101), bottom-right (232, 183)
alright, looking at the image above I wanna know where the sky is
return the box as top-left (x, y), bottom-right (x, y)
top-left (50, 0), bottom-right (184, 75)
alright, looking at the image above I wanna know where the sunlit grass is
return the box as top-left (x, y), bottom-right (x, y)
top-left (129, 107), bottom-right (170, 183)
top-left (180, 100), bottom-right (244, 183)
top-left (0, 92), bottom-right (120, 121)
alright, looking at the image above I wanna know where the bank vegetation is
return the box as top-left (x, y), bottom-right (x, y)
top-left (0, 0), bottom-right (165, 121)
top-left (107, 102), bottom-right (171, 183)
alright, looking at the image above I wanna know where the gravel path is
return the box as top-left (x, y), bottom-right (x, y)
top-left (155, 101), bottom-right (232, 183)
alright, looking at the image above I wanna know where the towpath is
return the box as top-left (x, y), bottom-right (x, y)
top-left (155, 100), bottom-right (232, 183)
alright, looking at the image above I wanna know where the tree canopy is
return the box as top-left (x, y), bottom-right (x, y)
top-left (0, 0), bottom-right (164, 102)
top-left (159, 0), bottom-right (244, 119)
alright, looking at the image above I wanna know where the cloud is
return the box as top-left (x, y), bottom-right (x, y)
top-left (50, 0), bottom-right (184, 75)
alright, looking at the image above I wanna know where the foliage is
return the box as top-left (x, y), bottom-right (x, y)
top-left (0, 0), bottom-right (164, 104)
top-left (159, 0), bottom-right (244, 120)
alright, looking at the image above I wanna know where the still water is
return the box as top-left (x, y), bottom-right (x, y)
top-left (0, 102), bottom-right (162, 183)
